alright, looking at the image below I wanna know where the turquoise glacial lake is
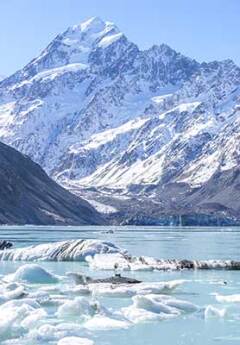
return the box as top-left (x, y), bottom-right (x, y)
top-left (0, 226), bottom-right (240, 345)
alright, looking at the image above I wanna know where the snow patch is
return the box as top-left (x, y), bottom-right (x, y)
top-left (86, 199), bottom-right (117, 214)
top-left (98, 33), bottom-right (123, 48)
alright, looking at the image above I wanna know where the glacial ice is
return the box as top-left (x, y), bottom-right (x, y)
top-left (0, 228), bottom-right (239, 345)
top-left (87, 252), bottom-right (240, 272)
top-left (215, 293), bottom-right (240, 303)
top-left (204, 305), bottom-right (226, 318)
top-left (0, 283), bottom-right (26, 303)
top-left (6, 264), bottom-right (58, 284)
top-left (56, 297), bottom-right (102, 320)
top-left (0, 239), bottom-right (122, 261)
top-left (121, 294), bottom-right (197, 323)
top-left (89, 280), bottom-right (185, 298)
top-left (0, 298), bottom-right (41, 339)
top-left (1, 239), bottom-right (240, 275)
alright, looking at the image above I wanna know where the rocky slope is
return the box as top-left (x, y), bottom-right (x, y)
top-left (0, 141), bottom-right (104, 225)
top-left (0, 17), bottom-right (240, 224)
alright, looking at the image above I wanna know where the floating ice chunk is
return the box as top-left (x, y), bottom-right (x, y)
top-left (130, 264), bottom-right (154, 271)
top-left (0, 240), bottom-right (122, 262)
top-left (204, 305), bottom-right (226, 318)
top-left (4, 285), bottom-right (26, 300)
top-left (87, 253), bottom-right (157, 271)
top-left (136, 280), bottom-right (185, 294)
top-left (0, 299), bottom-right (40, 338)
top-left (71, 285), bottom-right (91, 296)
top-left (28, 322), bottom-right (83, 342)
top-left (58, 337), bottom-right (94, 345)
top-left (88, 253), bottom-right (240, 272)
top-left (122, 294), bottom-right (197, 324)
top-left (133, 295), bottom-right (179, 315)
top-left (28, 288), bottom-right (66, 306)
top-left (90, 280), bottom-right (185, 298)
top-left (6, 264), bottom-right (58, 284)
top-left (56, 297), bottom-right (101, 320)
top-left (122, 304), bottom-right (174, 323)
top-left (21, 308), bottom-right (47, 328)
top-left (56, 297), bottom-right (123, 330)
top-left (0, 282), bottom-right (26, 303)
top-left (165, 298), bottom-right (198, 313)
top-left (86, 253), bottom-right (130, 270)
top-left (214, 336), bottom-right (240, 342)
top-left (29, 324), bottom-right (66, 342)
top-left (0, 298), bottom-right (41, 312)
top-left (215, 294), bottom-right (240, 303)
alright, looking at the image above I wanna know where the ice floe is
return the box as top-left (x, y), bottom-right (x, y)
top-left (87, 253), bottom-right (240, 271)
top-left (5, 264), bottom-right (58, 284)
top-left (122, 294), bottom-right (198, 323)
top-left (0, 298), bottom-right (42, 340)
top-left (0, 282), bottom-right (26, 303)
top-left (0, 239), bottom-right (122, 261)
top-left (2, 239), bottom-right (240, 274)
top-left (56, 296), bottom-right (131, 331)
top-left (204, 305), bottom-right (226, 318)
top-left (89, 280), bottom-right (185, 298)
top-left (215, 293), bottom-right (240, 303)
top-left (56, 297), bottom-right (102, 320)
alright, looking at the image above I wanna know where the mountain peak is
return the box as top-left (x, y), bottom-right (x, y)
top-left (65, 17), bottom-right (120, 38)
top-left (58, 17), bottom-right (122, 54)
top-left (80, 16), bottom-right (105, 31)
top-left (7, 17), bottom-right (124, 79)
top-left (70, 17), bottom-right (106, 34)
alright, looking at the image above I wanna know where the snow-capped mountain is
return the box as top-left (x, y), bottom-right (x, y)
top-left (0, 17), bottom-right (240, 223)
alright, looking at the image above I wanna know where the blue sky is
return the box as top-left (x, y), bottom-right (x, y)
top-left (0, 0), bottom-right (239, 76)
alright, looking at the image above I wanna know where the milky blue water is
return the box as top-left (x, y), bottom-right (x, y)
top-left (1, 226), bottom-right (240, 345)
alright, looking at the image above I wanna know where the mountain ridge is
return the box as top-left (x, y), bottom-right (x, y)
top-left (0, 140), bottom-right (104, 225)
top-left (0, 17), bottom-right (240, 224)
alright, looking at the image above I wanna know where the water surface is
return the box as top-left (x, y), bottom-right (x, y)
top-left (1, 226), bottom-right (240, 345)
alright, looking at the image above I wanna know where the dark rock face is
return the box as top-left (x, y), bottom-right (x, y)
top-left (0, 240), bottom-right (13, 250)
top-left (0, 142), bottom-right (104, 225)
